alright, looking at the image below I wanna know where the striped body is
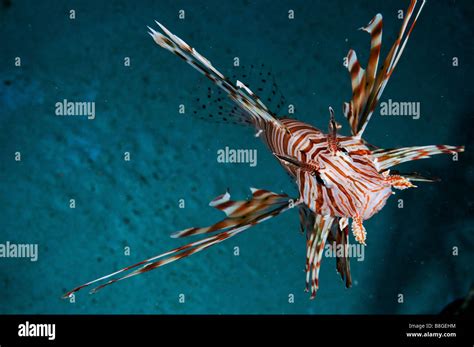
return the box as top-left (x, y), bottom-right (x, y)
top-left (263, 118), bottom-right (392, 220)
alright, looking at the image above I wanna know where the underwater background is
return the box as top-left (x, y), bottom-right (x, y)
top-left (0, 0), bottom-right (472, 314)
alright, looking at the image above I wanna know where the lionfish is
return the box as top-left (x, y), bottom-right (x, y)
top-left (64, 0), bottom-right (464, 300)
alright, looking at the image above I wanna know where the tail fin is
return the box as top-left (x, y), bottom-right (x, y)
top-left (63, 188), bottom-right (299, 298)
top-left (344, 0), bottom-right (426, 138)
top-left (148, 22), bottom-right (285, 131)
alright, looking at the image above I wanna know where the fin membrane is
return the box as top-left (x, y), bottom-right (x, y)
top-left (148, 21), bottom-right (284, 128)
top-left (187, 63), bottom-right (287, 126)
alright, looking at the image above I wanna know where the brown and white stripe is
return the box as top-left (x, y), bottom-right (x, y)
top-left (148, 21), bottom-right (286, 132)
top-left (344, 0), bottom-right (426, 138)
top-left (63, 188), bottom-right (299, 298)
top-left (372, 145), bottom-right (465, 171)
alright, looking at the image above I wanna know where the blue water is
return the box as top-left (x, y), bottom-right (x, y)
top-left (0, 0), bottom-right (472, 314)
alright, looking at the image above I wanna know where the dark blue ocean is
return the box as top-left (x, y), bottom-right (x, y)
top-left (0, 0), bottom-right (472, 314)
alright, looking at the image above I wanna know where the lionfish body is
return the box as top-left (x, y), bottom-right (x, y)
top-left (64, 0), bottom-right (464, 299)
top-left (263, 118), bottom-right (392, 223)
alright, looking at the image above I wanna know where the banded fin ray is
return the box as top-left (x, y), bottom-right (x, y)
top-left (305, 214), bottom-right (335, 299)
top-left (148, 22), bottom-right (285, 130)
top-left (344, 0), bottom-right (426, 138)
top-left (63, 188), bottom-right (299, 298)
top-left (372, 145), bottom-right (465, 171)
top-left (172, 188), bottom-right (293, 238)
top-left (188, 64), bottom-right (287, 127)
top-left (300, 208), bottom-right (346, 297)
